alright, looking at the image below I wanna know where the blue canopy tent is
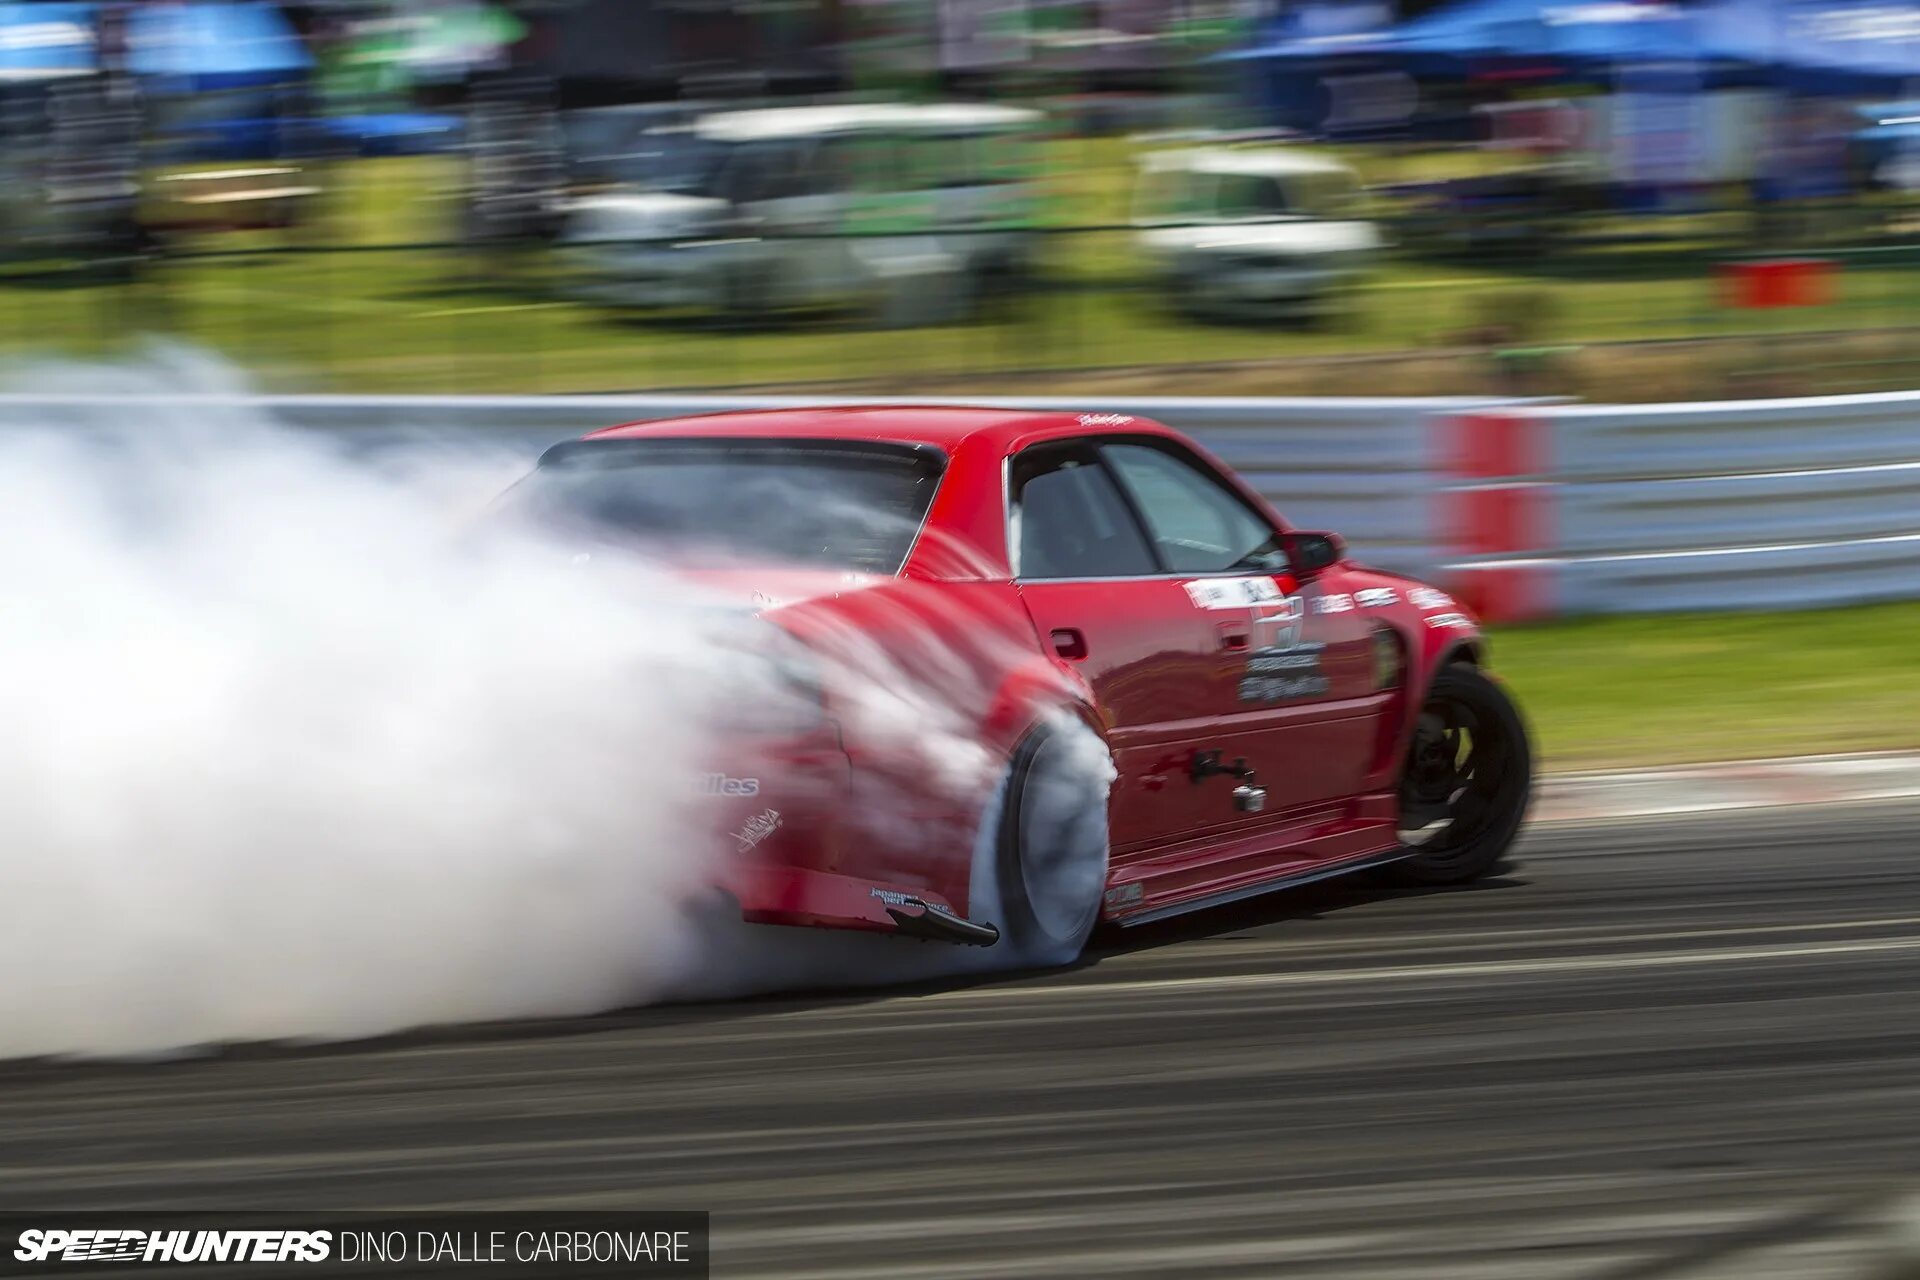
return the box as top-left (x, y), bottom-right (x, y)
top-left (1695, 0), bottom-right (1920, 92)
top-left (1231, 0), bottom-right (1920, 90)
top-left (1223, 0), bottom-right (1718, 134)
top-left (128, 2), bottom-right (311, 91)
top-left (1395, 0), bottom-right (1707, 67)
top-left (0, 2), bottom-right (97, 83)
top-left (1226, 0), bottom-right (1710, 70)
top-left (1662, 0), bottom-right (1920, 201)
top-left (128, 2), bottom-right (314, 161)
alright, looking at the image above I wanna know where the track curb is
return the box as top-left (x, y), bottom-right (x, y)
top-left (1536, 750), bottom-right (1920, 824)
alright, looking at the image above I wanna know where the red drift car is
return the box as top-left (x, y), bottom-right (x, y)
top-left (509, 406), bottom-right (1532, 963)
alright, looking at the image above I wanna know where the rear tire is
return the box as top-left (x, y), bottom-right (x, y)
top-left (989, 723), bottom-right (1111, 962)
top-left (1392, 664), bottom-right (1532, 885)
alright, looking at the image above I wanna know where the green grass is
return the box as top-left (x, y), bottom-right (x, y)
top-left (4, 149), bottom-right (1920, 394)
top-left (1490, 603), bottom-right (1920, 770)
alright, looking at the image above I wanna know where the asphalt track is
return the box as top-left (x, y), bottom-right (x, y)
top-left (5, 801), bottom-right (1919, 1279)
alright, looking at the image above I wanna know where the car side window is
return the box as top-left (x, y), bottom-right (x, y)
top-left (1014, 449), bottom-right (1158, 580)
top-left (724, 141), bottom-right (808, 203)
top-left (1101, 442), bottom-right (1282, 574)
top-left (1216, 173), bottom-right (1293, 217)
top-left (812, 136), bottom-right (857, 196)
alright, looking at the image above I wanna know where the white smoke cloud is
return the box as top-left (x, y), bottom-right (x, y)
top-left (0, 349), bottom-right (1115, 1061)
top-left (0, 351), bottom-right (739, 1058)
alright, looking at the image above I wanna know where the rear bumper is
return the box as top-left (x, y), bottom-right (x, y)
top-left (700, 730), bottom-right (982, 940)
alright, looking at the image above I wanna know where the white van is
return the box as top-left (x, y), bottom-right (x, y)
top-left (1133, 147), bottom-right (1380, 322)
top-left (560, 102), bottom-right (1043, 324)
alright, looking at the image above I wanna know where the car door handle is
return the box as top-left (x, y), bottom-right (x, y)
top-left (1217, 623), bottom-right (1250, 652)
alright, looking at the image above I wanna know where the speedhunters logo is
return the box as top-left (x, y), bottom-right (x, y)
top-left (14, 1229), bottom-right (330, 1264)
top-left (2, 1215), bottom-right (710, 1275)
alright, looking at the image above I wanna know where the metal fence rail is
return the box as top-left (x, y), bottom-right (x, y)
top-left (0, 391), bottom-right (1514, 579)
top-left (1556, 465), bottom-right (1920, 555)
top-left (1553, 535), bottom-right (1920, 615)
top-left (1540, 392), bottom-right (1920, 480)
top-left (1452, 392), bottom-right (1920, 617)
top-left (4, 388), bottom-right (1919, 618)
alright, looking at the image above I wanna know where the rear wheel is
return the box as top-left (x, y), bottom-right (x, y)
top-left (1393, 664), bottom-right (1532, 884)
top-left (989, 724), bottom-right (1111, 962)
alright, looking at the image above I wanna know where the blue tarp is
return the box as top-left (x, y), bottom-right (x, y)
top-left (321, 112), bottom-right (463, 156)
top-left (0, 2), bottom-right (96, 81)
top-left (1228, 0), bottom-right (1920, 91)
top-left (129, 2), bottom-right (311, 89)
top-left (1400, 0), bottom-right (1704, 65)
top-left (1224, 0), bottom-right (1707, 70)
top-left (1697, 0), bottom-right (1920, 90)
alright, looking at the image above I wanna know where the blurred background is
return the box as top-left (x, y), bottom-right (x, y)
top-left (6, 10), bottom-right (1920, 1275)
top-left (1, 0), bottom-right (1918, 400)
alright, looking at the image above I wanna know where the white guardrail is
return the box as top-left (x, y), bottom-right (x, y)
top-left (1448, 392), bottom-right (1920, 618)
top-left (0, 393), bottom-right (1496, 582)
top-left (4, 389), bottom-right (1918, 620)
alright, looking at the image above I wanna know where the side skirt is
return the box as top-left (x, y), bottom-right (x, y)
top-left (1111, 847), bottom-right (1413, 928)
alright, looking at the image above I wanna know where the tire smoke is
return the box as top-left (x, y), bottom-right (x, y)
top-left (0, 351), bottom-right (1116, 1062)
top-left (0, 352), bottom-right (753, 1059)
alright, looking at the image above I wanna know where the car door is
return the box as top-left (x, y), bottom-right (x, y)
top-left (1010, 441), bottom-right (1236, 858)
top-left (1098, 439), bottom-right (1390, 820)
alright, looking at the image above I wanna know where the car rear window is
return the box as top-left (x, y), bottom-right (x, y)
top-left (508, 437), bottom-right (944, 574)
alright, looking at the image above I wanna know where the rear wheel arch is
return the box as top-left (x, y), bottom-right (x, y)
top-left (982, 656), bottom-right (1104, 758)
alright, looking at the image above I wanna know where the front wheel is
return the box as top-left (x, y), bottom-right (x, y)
top-left (1393, 664), bottom-right (1532, 884)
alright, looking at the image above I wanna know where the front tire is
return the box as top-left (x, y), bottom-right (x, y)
top-left (1393, 664), bottom-right (1532, 885)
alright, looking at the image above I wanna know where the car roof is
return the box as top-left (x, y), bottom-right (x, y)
top-left (695, 102), bottom-right (1042, 143)
top-left (580, 405), bottom-right (1166, 454)
top-left (1140, 146), bottom-right (1356, 179)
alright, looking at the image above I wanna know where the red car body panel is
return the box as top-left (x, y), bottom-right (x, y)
top-left (572, 407), bottom-right (1487, 935)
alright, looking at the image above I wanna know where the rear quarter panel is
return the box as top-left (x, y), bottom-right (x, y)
top-left (772, 578), bottom-right (1090, 916)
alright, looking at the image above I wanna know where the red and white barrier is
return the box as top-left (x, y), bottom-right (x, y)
top-left (1436, 411), bottom-right (1556, 623)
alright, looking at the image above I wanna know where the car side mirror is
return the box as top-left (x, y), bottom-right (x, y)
top-left (1286, 531), bottom-right (1345, 578)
